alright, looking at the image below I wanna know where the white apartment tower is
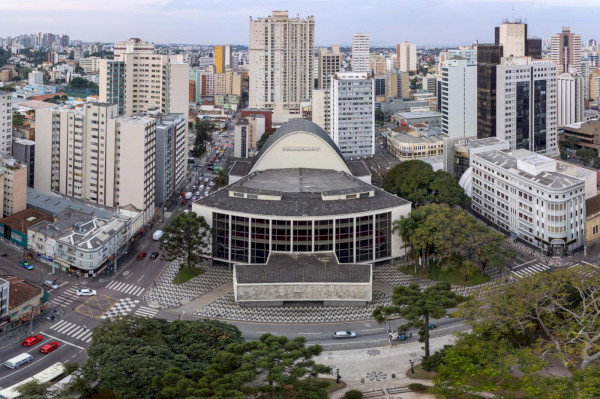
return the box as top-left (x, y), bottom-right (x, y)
top-left (0, 91), bottom-right (11, 156)
top-left (351, 34), bottom-right (370, 73)
top-left (396, 42), bottom-right (417, 72)
top-left (496, 57), bottom-right (558, 155)
top-left (557, 69), bottom-right (584, 127)
top-left (28, 70), bottom-right (43, 85)
top-left (441, 59), bottom-right (477, 138)
top-left (330, 72), bottom-right (375, 159)
top-left (113, 38), bottom-right (155, 60)
top-left (550, 27), bottom-right (582, 75)
top-left (248, 11), bottom-right (315, 124)
top-left (34, 103), bottom-right (157, 223)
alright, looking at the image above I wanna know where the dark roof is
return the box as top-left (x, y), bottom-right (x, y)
top-left (587, 195), bottom-right (600, 217)
top-left (229, 160), bottom-right (252, 176)
top-left (235, 252), bottom-right (371, 284)
top-left (346, 160), bottom-right (371, 177)
top-left (0, 209), bottom-right (53, 233)
top-left (197, 168), bottom-right (409, 217)
top-left (7, 277), bottom-right (42, 310)
top-left (250, 119), bottom-right (345, 170)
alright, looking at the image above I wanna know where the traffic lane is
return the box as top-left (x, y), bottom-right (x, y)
top-left (0, 336), bottom-right (84, 388)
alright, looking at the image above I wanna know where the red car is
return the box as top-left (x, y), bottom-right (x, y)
top-left (22, 334), bottom-right (43, 347)
top-left (39, 341), bottom-right (60, 354)
top-left (137, 252), bottom-right (147, 260)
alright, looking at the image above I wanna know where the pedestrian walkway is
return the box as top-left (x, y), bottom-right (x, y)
top-left (100, 298), bottom-right (139, 319)
top-left (133, 306), bottom-right (159, 318)
top-left (511, 262), bottom-right (551, 278)
top-left (570, 262), bottom-right (599, 278)
top-left (105, 280), bottom-right (145, 297)
top-left (48, 285), bottom-right (82, 307)
top-left (48, 320), bottom-right (93, 343)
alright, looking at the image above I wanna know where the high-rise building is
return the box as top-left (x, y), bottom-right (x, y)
top-left (99, 39), bottom-right (189, 124)
top-left (388, 71), bottom-right (410, 99)
top-left (557, 69), bottom-right (584, 127)
top-left (311, 89), bottom-right (331, 133)
top-left (551, 27), bottom-right (582, 75)
top-left (447, 49), bottom-right (477, 65)
top-left (28, 70), bottom-right (43, 85)
top-left (317, 46), bottom-right (342, 90)
top-left (79, 57), bottom-right (102, 74)
top-left (12, 138), bottom-right (35, 187)
top-left (396, 42), bottom-right (417, 72)
top-left (496, 57), bottom-right (558, 155)
top-left (0, 90), bottom-right (11, 156)
top-left (495, 20), bottom-right (527, 57)
top-left (154, 113), bottom-right (186, 207)
top-left (215, 70), bottom-right (243, 96)
top-left (330, 72), bottom-right (375, 159)
top-left (35, 103), bottom-right (157, 222)
top-left (0, 158), bottom-right (27, 217)
top-left (352, 34), bottom-right (370, 73)
top-left (249, 10), bottom-right (315, 123)
top-left (370, 55), bottom-right (387, 75)
top-left (422, 74), bottom-right (437, 95)
top-left (441, 59), bottom-right (477, 138)
top-left (214, 45), bottom-right (232, 73)
top-left (234, 115), bottom-right (266, 158)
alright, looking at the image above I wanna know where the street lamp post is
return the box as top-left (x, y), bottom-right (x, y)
top-left (409, 359), bottom-right (415, 374)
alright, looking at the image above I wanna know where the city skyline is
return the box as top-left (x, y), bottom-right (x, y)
top-left (2, 0), bottom-right (600, 46)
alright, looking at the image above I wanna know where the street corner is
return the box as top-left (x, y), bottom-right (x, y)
top-left (75, 294), bottom-right (120, 319)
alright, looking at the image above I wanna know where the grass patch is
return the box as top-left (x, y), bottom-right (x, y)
top-left (173, 266), bottom-right (204, 284)
top-left (405, 364), bottom-right (438, 380)
top-left (312, 377), bottom-right (346, 393)
top-left (400, 264), bottom-right (490, 286)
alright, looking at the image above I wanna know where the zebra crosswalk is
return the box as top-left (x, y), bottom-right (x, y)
top-left (511, 263), bottom-right (551, 278)
top-left (49, 285), bottom-right (81, 307)
top-left (105, 280), bottom-right (145, 296)
top-left (134, 306), bottom-right (159, 318)
top-left (570, 263), bottom-right (599, 278)
top-left (49, 320), bottom-right (93, 343)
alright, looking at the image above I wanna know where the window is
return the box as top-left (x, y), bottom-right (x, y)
top-left (594, 225), bottom-right (599, 236)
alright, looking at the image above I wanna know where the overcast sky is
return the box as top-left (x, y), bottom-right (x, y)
top-left (2, 0), bottom-right (599, 47)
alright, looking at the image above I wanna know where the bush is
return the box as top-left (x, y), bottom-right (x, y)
top-left (409, 383), bottom-right (428, 392)
top-left (421, 345), bottom-right (451, 372)
top-left (345, 390), bottom-right (363, 399)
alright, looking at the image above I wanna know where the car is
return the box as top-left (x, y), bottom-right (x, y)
top-left (22, 335), bottom-right (43, 347)
top-left (428, 323), bottom-right (437, 329)
top-left (150, 252), bottom-right (159, 260)
top-left (137, 252), bottom-right (147, 260)
top-left (18, 260), bottom-right (33, 270)
top-left (183, 210), bottom-right (190, 214)
top-left (44, 280), bottom-right (59, 289)
top-left (333, 330), bottom-right (357, 339)
top-left (39, 341), bottom-right (60, 354)
top-left (76, 288), bottom-right (97, 296)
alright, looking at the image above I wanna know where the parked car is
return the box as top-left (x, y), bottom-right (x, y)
top-left (44, 280), bottom-right (59, 289)
top-left (150, 252), bottom-right (160, 260)
top-left (18, 260), bottom-right (33, 270)
top-left (428, 323), bottom-right (437, 329)
top-left (76, 288), bottom-right (97, 296)
top-left (333, 331), bottom-right (357, 338)
top-left (137, 252), bottom-right (147, 260)
top-left (39, 341), bottom-right (60, 354)
top-left (391, 332), bottom-right (413, 341)
top-left (22, 335), bottom-right (43, 347)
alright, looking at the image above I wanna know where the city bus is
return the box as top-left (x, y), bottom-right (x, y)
top-left (0, 362), bottom-right (65, 399)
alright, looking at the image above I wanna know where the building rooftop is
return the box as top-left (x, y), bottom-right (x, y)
top-left (235, 252), bottom-right (371, 284)
top-left (27, 188), bottom-right (115, 219)
top-left (455, 137), bottom-right (509, 150)
top-left (395, 111), bottom-right (442, 119)
top-left (17, 100), bottom-right (59, 110)
top-left (586, 195), bottom-right (600, 217)
top-left (346, 160), bottom-right (370, 177)
top-left (198, 168), bottom-right (409, 217)
top-left (476, 150), bottom-right (584, 190)
top-left (0, 209), bottom-right (53, 233)
top-left (6, 277), bottom-right (42, 310)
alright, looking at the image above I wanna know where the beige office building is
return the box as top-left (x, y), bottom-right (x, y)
top-left (78, 57), bottom-right (102, 74)
top-left (1, 158), bottom-right (27, 217)
top-left (317, 46), bottom-right (342, 90)
top-left (215, 70), bottom-right (243, 96)
top-left (551, 27), bottom-right (582, 75)
top-left (249, 10), bottom-right (315, 123)
top-left (496, 21), bottom-right (527, 57)
top-left (34, 103), bottom-right (156, 222)
top-left (396, 42), bottom-right (417, 72)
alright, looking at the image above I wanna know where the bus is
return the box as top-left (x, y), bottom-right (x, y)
top-left (0, 362), bottom-right (65, 399)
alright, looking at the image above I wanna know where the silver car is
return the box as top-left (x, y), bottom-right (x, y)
top-left (333, 330), bottom-right (357, 338)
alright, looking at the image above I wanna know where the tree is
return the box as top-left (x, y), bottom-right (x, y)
top-left (83, 316), bottom-right (243, 399)
top-left (375, 109), bottom-right (384, 122)
top-left (160, 211), bottom-right (211, 273)
top-left (593, 157), bottom-right (600, 170)
top-left (192, 118), bottom-right (215, 157)
top-left (12, 113), bottom-right (25, 127)
top-left (428, 170), bottom-right (471, 208)
top-left (576, 148), bottom-right (596, 167)
top-left (564, 135), bottom-right (579, 152)
top-left (373, 282), bottom-right (462, 357)
top-left (214, 169), bottom-right (229, 188)
top-left (17, 380), bottom-right (49, 396)
top-left (257, 131), bottom-right (274, 150)
top-left (154, 333), bottom-right (331, 398)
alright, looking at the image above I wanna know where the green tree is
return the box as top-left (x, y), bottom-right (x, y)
top-left (83, 316), bottom-right (243, 399)
top-left (16, 379), bottom-right (49, 396)
top-left (192, 118), bottom-right (215, 158)
top-left (428, 170), bottom-right (471, 208)
top-left (160, 211), bottom-right (211, 273)
top-left (375, 109), bottom-right (384, 122)
top-left (12, 113), bottom-right (25, 127)
top-left (383, 160), bottom-right (435, 207)
top-left (214, 168), bottom-right (229, 188)
top-left (154, 333), bottom-right (331, 398)
top-left (576, 148), bottom-right (596, 166)
top-left (257, 131), bottom-right (274, 150)
top-left (373, 282), bottom-right (462, 357)
top-left (564, 135), bottom-right (579, 152)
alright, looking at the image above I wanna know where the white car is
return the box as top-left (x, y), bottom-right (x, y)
top-left (333, 330), bottom-right (357, 339)
top-left (76, 288), bottom-right (97, 296)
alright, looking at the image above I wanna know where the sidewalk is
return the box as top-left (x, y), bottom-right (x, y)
top-left (176, 282), bottom-right (233, 312)
top-left (317, 335), bottom-right (456, 398)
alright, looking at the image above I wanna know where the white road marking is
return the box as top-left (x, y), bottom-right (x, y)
top-left (361, 328), bottom-right (385, 332)
top-left (41, 332), bottom-right (85, 350)
top-left (297, 332), bottom-right (321, 335)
